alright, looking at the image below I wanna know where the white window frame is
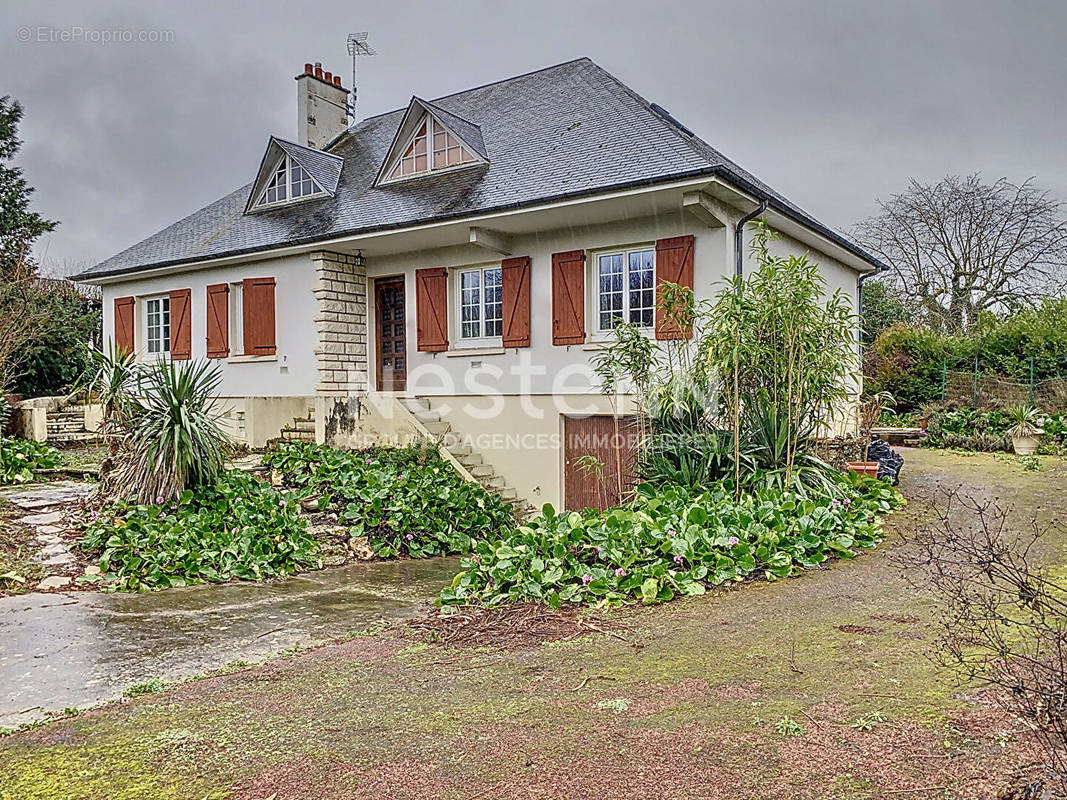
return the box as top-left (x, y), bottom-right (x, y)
top-left (455, 265), bottom-right (503, 347)
top-left (229, 281), bottom-right (245, 356)
top-left (384, 114), bottom-right (480, 183)
top-left (253, 154), bottom-right (325, 209)
top-left (592, 245), bottom-right (657, 336)
top-left (143, 294), bottom-right (171, 357)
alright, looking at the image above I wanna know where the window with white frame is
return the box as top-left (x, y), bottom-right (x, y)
top-left (596, 247), bottom-right (655, 331)
top-left (145, 296), bottom-right (170, 354)
top-left (255, 155), bottom-right (323, 207)
top-left (388, 115), bottom-right (478, 180)
top-left (457, 266), bottom-right (503, 341)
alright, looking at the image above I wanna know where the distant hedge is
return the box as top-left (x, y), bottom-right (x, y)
top-left (864, 299), bottom-right (1067, 411)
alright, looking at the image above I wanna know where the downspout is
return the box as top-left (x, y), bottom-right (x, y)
top-left (734, 199), bottom-right (768, 279)
top-left (856, 264), bottom-right (889, 357)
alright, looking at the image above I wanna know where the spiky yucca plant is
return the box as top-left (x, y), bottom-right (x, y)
top-left (110, 359), bottom-right (231, 503)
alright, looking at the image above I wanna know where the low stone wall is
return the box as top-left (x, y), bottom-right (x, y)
top-left (812, 435), bottom-right (867, 470)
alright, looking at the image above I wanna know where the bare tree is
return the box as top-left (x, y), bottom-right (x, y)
top-left (855, 175), bottom-right (1067, 332)
top-left (897, 487), bottom-right (1067, 796)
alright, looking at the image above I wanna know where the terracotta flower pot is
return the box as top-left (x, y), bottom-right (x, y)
top-left (846, 461), bottom-right (881, 478)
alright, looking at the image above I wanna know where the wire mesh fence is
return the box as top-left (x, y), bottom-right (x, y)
top-left (942, 369), bottom-right (1067, 412)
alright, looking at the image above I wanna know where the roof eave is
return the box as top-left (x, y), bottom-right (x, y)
top-left (73, 167), bottom-right (884, 283)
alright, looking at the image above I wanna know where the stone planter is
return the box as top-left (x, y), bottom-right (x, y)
top-left (846, 461), bottom-right (881, 478)
top-left (1011, 435), bottom-right (1041, 456)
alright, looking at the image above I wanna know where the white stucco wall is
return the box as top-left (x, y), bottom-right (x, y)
top-left (366, 211), bottom-right (732, 397)
top-left (99, 253), bottom-right (319, 398)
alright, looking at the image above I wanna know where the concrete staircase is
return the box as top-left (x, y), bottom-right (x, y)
top-left (277, 406), bottom-right (316, 444)
top-left (400, 397), bottom-right (533, 518)
top-left (45, 407), bottom-right (101, 445)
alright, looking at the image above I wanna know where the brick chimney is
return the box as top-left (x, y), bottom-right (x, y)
top-left (295, 62), bottom-right (349, 149)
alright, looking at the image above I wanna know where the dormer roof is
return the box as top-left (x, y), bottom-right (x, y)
top-left (244, 137), bottom-right (343, 213)
top-left (374, 97), bottom-right (487, 185)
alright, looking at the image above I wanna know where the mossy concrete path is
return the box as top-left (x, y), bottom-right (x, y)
top-left (1, 449), bottom-right (1065, 799)
top-left (0, 557), bottom-right (460, 729)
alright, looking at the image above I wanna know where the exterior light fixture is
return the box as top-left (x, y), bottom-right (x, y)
top-left (353, 250), bottom-right (367, 267)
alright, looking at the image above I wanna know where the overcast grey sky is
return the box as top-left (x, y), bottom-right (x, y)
top-left (3, 0), bottom-right (1065, 275)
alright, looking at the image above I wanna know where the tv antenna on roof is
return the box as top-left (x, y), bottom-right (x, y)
top-left (346, 32), bottom-right (376, 123)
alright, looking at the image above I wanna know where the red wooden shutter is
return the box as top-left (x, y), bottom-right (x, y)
top-left (655, 235), bottom-right (695, 340)
top-left (501, 256), bottom-right (531, 348)
top-left (415, 268), bottom-right (449, 352)
top-left (243, 277), bottom-right (277, 355)
top-left (205, 283), bottom-right (229, 359)
top-left (551, 250), bottom-right (586, 345)
top-left (114, 296), bottom-right (135, 355)
top-left (168, 288), bottom-right (192, 360)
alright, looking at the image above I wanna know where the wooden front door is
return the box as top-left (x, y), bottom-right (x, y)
top-left (375, 277), bottom-right (407, 392)
top-left (563, 415), bottom-right (639, 511)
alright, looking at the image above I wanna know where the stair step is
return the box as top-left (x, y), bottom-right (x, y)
top-left (413, 409), bottom-right (441, 423)
top-left (292, 420), bottom-right (315, 432)
top-left (457, 453), bottom-right (483, 467)
top-left (497, 487), bottom-right (517, 500)
top-left (446, 444), bottom-right (471, 457)
top-left (48, 432), bottom-right (103, 444)
top-left (469, 465), bottom-right (495, 478)
top-left (401, 397), bottom-right (431, 412)
top-left (421, 421), bottom-right (451, 437)
top-left (479, 475), bottom-right (504, 490)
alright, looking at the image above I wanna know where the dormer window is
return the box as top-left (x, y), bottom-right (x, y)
top-left (387, 115), bottom-right (478, 180)
top-left (255, 154), bottom-right (325, 208)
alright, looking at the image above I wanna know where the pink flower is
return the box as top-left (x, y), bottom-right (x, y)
top-left (843, 498), bottom-right (852, 506)
top-left (155, 496), bottom-right (164, 504)
top-left (667, 528), bottom-right (677, 537)
top-left (365, 457), bottom-right (373, 464)
top-left (673, 554), bottom-right (684, 564)
top-left (728, 536), bottom-right (739, 546)
top-left (832, 499), bottom-right (842, 507)
top-left (278, 500), bottom-right (286, 507)
top-left (595, 545), bottom-right (603, 554)
top-left (614, 568), bottom-right (626, 577)
top-left (581, 574), bottom-right (593, 585)
top-left (231, 527), bottom-right (238, 535)
top-left (406, 533), bottom-right (415, 541)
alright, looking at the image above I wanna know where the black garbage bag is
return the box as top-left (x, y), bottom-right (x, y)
top-left (866, 437), bottom-right (904, 485)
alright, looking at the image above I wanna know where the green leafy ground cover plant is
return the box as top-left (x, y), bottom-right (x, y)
top-left (0, 438), bottom-right (61, 484)
top-left (263, 441), bottom-right (514, 559)
top-left (923, 408), bottom-right (1067, 452)
top-left (440, 474), bottom-right (902, 608)
top-left (80, 471), bottom-right (317, 591)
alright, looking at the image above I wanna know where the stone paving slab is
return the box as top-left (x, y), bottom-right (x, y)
top-left (16, 510), bottom-right (65, 526)
top-left (0, 557), bottom-right (459, 728)
top-left (1, 481), bottom-right (93, 510)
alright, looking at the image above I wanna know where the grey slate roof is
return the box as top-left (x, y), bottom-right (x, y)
top-left (75, 57), bottom-right (883, 281)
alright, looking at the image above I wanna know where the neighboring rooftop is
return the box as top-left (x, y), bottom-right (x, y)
top-left (75, 57), bottom-right (882, 281)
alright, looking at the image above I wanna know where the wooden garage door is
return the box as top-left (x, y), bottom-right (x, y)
top-left (563, 415), bottom-right (640, 511)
